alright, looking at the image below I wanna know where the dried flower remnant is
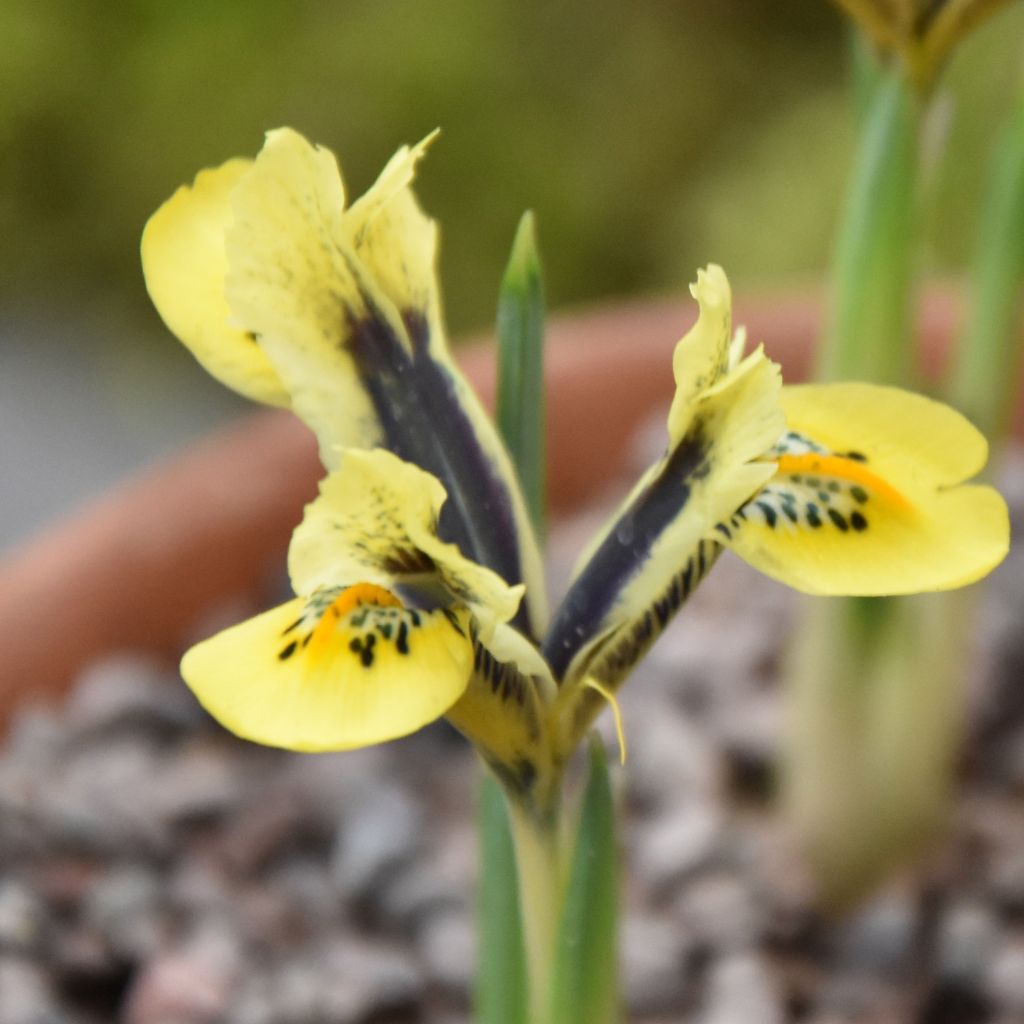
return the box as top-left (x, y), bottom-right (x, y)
top-left (832, 0), bottom-right (1015, 91)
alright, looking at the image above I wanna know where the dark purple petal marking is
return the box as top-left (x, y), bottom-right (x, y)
top-left (343, 302), bottom-right (535, 637)
top-left (542, 426), bottom-right (708, 680)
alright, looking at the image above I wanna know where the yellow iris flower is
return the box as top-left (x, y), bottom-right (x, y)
top-left (142, 129), bottom-right (1009, 786)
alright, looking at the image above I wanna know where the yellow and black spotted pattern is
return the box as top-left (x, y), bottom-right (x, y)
top-left (716, 430), bottom-right (908, 541)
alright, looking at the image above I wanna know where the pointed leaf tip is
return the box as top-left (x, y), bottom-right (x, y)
top-left (503, 211), bottom-right (541, 289)
top-left (496, 209), bottom-right (547, 540)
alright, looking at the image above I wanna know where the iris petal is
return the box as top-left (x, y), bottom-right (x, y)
top-left (719, 383), bottom-right (1010, 594)
top-left (181, 588), bottom-right (473, 752)
top-left (544, 269), bottom-right (784, 702)
top-left (224, 128), bottom-right (384, 459)
top-left (220, 128), bottom-right (545, 636)
top-left (289, 448), bottom-right (525, 645)
top-left (141, 158), bottom-right (289, 406)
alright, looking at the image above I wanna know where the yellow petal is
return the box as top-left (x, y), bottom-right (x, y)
top-left (288, 448), bottom-right (525, 643)
top-left (720, 383), bottom-right (1010, 595)
top-left (782, 382), bottom-right (990, 488)
top-left (446, 631), bottom-right (552, 796)
top-left (546, 340), bottom-right (783, 691)
top-left (343, 132), bottom-right (441, 328)
top-left (181, 585), bottom-right (473, 752)
top-left (666, 264), bottom-right (734, 443)
top-left (223, 127), bottom-right (385, 464)
top-left (141, 158), bottom-right (290, 407)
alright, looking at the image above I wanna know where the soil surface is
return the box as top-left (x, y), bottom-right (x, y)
top-left (2, 429), bottom-right (1023, 1024)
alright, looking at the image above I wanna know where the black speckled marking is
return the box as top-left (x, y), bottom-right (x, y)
top-left (291, 588), bottom-right (440, 669)
top-left (473, 640), bottom-right (529, 709)
top-left (441, 607), bottom-right (466, 636)
top-left (726, 437), bottom-right (888, 540)
top-left (588, 540), bottom-right (722, 687)
top-left (347, 634), bottom-right (377, 668)
top-left (396, 621), bottom-right (410, 655)
top-left (828, 509), bottom-right (849, 532)
top-left (772, 431), bottom-right (829, 458)
top-left (756, 501), bottom-right (777, 529)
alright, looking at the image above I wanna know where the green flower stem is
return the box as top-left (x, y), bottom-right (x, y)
top-left (476, 776), bottom-right (528, 1024)
top-left (953, 87), bottom-right (1024, 441)
top-left (507, 797), bottom-right (563, 1024)
top-left (819, 67), bottom-right (921, 384)
top-left (550, 738), bottom-right (619, 1024)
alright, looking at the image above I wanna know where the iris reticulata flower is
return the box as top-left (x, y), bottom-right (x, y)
top-left (142, 128), bottom-right (1009, 801)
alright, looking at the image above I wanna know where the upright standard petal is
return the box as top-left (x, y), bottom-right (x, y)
top-left (543, 269), bottom-right (784, 754)
top-left (141, 159), bottom-right (290, 406)
top-left (342, 134), bottom-right (441, 320)
top-left (181, 584), bottom-right (473, 751)
top-left (717, 383), bottom-right (1010, 594)
top-left (666, 264), bottom-right (735, 433)
top-left (224, 128), bottom-right (546, 638)
top-left (289, 448), bottom-right (525, 644)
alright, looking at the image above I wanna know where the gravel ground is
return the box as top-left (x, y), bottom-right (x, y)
top-left (2, 432), bottom-right (1023, 1024)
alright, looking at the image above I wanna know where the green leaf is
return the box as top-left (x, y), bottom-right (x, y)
top-left (476, 211), bottom-right (547, 1024)
top-left (550, 737), bottom-right (619, 1024)
top-left (496, 210), bottom-right (547, 538)
top-left (476, 774), bottom-right (528, 1024)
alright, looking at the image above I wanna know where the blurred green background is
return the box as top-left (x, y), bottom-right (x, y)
top-left (2, 0), bottom-right (1022, 548)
